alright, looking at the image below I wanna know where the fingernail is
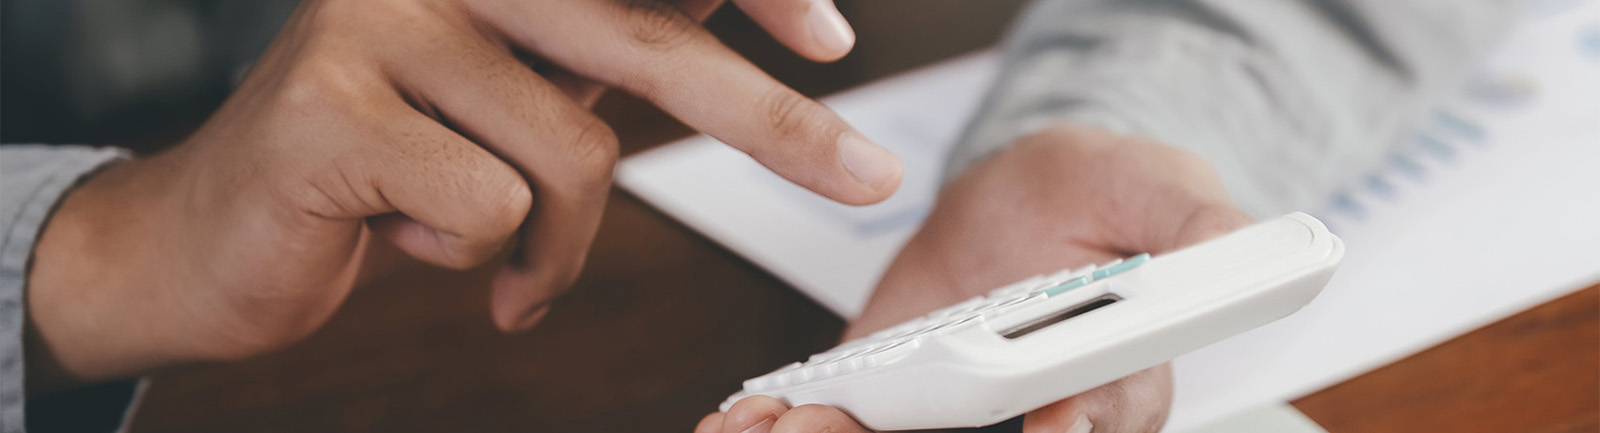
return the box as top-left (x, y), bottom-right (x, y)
top-left (1065, 414), bottom-right (1093, 433)
top-left (837, 131), bottom-right (900, 190)
top-left (739, 418), bottom-right (774, 433)
top-left (806, 2), bottom-right (855, 56)
top-left (514, 304), bottom-right (553, 331)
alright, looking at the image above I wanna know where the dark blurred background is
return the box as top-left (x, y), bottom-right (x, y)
top-left (1, 0), bottom-right (1028, 155)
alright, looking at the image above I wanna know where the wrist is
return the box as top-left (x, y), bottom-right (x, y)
top-left (26, 155), bottom-right (195, 391)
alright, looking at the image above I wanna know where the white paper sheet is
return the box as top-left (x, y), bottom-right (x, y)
top-left (1181, 403), bottom-right (1328, 433)
top-left (618, 2), bottom-right (1600, 431)
top-left (1165, 4), bottom-right (1600, 429)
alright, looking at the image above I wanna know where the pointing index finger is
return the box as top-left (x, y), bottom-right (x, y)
top-left (477, 0), bottom-right (903, 205)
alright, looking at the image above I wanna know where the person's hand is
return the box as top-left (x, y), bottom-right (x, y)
top-left (24, 0), bottom-right (901, 391)
top-left (699, 125), bottom-right (1252, 433)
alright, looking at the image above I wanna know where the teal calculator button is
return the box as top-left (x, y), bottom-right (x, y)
top-left (1036, 276), bottom-right (1091, 297)
top-left (1091, 253), bottom-right (1149, 280)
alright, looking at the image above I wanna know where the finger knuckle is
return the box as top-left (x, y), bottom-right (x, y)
top-left (620, 0), bottom-right (700, 50)
top-left (440, 228), bottom-right (514, 272)
top-left (760, 88), bottom-right (822, 148)
top-left (438, 233), bottom-right (510, 270)
top-left (482, 175), bottom-right (535, 237)
top-left (278, 61), bottom-right (369, 113)
top-left (450, 161), bottom-right (532, 244)
top-left (564, 118), bottom-right (621, 183)
top-left (296, 154), bottom-right (384, 219)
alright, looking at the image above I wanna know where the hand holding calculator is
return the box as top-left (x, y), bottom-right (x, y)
top-left (721, 213), bottom-right (1344, 431)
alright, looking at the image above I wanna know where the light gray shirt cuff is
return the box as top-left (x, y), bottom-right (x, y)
top-left (2, 145), bottom-right (132, 433)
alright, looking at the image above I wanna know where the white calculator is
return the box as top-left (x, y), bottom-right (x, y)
top-left (720, 213), bottom-right (1344, 430)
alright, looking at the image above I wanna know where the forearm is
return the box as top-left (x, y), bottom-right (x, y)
top-left (25, 153), bottom-right (204, 393)
top-left (949, 0), bottom-right (1518, 217)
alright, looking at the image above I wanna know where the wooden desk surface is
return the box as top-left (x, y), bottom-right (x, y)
top-left (123, 3), bottom-right (1599, 432)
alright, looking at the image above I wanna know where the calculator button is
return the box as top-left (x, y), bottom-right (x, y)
top-left (743, 377), bottom-right (770, 392)
top-left (807, 349), bottom-right (852, 370)
top-left (789, 366), bottom-right (816, 383)
top-left (865, 329), bottom-right (903, 344)
top-left (906, 319), bottom-right (948, 337)
top-left (808, 349), bottom-right (849, 364)
top-left (915, 319), bottom-right (961, 338)
top-left (984, 293), bottom-right (1048, 318)
top-left (937, 300), bottom-right (995, 321)
top-left (994, 291), bottom-right (1036, 307)
top-left (862, 339), bottom-right (919, 368)
top-left (928, 315), bottom-right (982, 336)
top-left (813, 360), bottom-right (850, 382)
top-left (992, 276), bottom-right (1049, 297)
top-left (746, 362), bottom-right (801, 391)
top-left (1092, 253), bottom-right (1149, 279)
top-left (816, 360), bottom-right (843, 377)
top-left (928, 296), bottom-right (989, 319)
top-left (884, 323), bottom-right (931, 341)
top-left (1042, 268), bottom-right (1077, 282)
top-left (872, 317), bottom-right (932, 339)
top-left (953, 297), bottom-right (1017, 322)
top-left (822, 339), bottom-right (857, 353)
top-left (769, 372), bottom-right (791, 388)
top-left (1034, 276), bottom-right (1091, 297)
top-left (845, 345), bottom-right (877, 359)
top-left (842, 355), bottom-right (871, 372)
top-left (1051, 262), bottom-right (1096, 279)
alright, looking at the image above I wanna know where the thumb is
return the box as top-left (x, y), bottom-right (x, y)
top-left (1023, 364), bottom-right (1174, 433)
top-left (1116, 200), bottom-right (1251, 256)
top-left (1171, 205), bottom-right (1254, 250)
